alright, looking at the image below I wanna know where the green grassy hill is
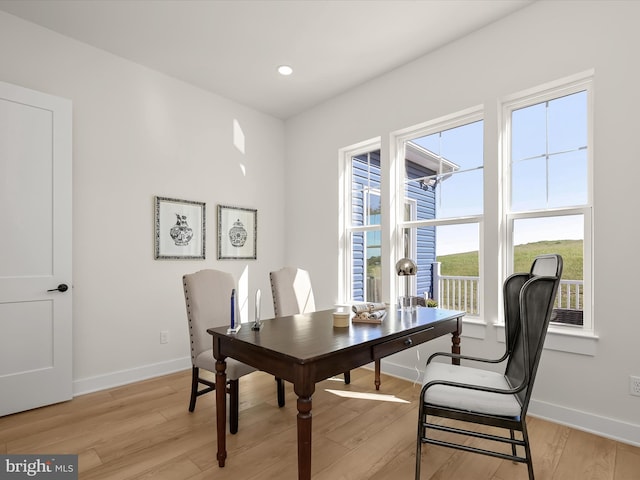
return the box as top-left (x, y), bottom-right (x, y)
top-left (437, 240), bottom-right (583, 280)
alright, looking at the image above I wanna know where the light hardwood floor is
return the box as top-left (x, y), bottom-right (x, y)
top-left (1, 368), bottom-right (638, 479)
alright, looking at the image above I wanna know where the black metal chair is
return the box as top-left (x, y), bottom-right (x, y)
top-left (415, 254), bottom-right (563, 480)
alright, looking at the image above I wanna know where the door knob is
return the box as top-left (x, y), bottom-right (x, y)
top-left (47, 284), bottom-right (69, 293)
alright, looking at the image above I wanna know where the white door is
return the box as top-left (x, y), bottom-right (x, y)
top-left (0, 81), bottom-right (72, 416)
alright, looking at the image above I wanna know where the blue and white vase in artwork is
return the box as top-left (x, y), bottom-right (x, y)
top-left (170, 213), bottom-right (194, 246)
top-left (228, 219), bottom-right (247, 247)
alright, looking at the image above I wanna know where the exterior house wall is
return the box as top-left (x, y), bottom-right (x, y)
top-left (404, 161), bottom-right (436, 298)
top-left (351, 152), bottom-right (382, 301)
top-left (351, 152), bottom-right (436, 302)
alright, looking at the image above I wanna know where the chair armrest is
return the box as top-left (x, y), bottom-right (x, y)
top-left (427, 351), bottom-right (508, 366)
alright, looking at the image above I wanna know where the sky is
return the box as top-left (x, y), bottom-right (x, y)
top-left (408, 91), bottom-right (587, 256)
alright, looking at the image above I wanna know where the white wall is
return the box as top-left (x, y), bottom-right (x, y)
top-left (285, 1), bottom-right (640, 445)
top-left (0, 12), bottom-right (287, 392)
top-left (1, 0), bottom-right (638, 446)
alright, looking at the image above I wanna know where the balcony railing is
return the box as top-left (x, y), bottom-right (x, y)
top-left (435, 275), bottom-right (480, 315)
top-left (556, 279), bottom-right (583, 310)
top-left (433, 273), bottom-right (583, 325)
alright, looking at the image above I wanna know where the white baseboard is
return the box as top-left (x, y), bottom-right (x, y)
top-left (528, 399), bottom-right (640, 448)
top-left (73, 356), bottom-right (192, 396)
top-left (379, 358), bottom-right (640, 448)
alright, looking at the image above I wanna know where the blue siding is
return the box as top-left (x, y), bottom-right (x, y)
top-left (405, 162), bottom-right (437, 298)
top-left (351, 152), bottom-right (381, 301)
top-left (351, 151), bottom-right (436, 301)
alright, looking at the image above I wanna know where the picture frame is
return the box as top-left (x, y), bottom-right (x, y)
top-left (217, 204), bottom-right (257, 260)
top-left (154, 196), bottom-right (205, 260)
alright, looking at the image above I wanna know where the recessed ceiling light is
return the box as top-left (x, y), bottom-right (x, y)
top-left (277, 65), bottom-right (293, 76)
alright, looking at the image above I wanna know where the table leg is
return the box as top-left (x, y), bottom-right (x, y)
top-left (296, 395), bottom-right (312, 480)
top-left (451, 317), bottom-right (462, 365)
top-left (215, 358), bottom-right (227, 467)
top-left (293, 380), bottom-right (314, 480)
top-left (374, 359), bottom-right (381, 390)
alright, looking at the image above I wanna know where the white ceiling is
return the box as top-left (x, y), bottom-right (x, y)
top-left (0, 0), bottom-right (533, 119)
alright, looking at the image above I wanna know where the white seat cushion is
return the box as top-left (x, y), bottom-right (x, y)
top-left (195, 349), bottom-right (256, 381)
top-left (423, 362), bottom-right (522, 417)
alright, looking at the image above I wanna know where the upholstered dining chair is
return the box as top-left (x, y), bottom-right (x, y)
top-left (269, 266), bottom-right (317, 318)
top-left (269, 267), bottom-right (351, 404)
top-left (182, 269), bottom-right (259, 434)
top-left (415, 254), bottom-right (563, 480)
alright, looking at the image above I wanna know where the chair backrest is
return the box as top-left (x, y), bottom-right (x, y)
top-left (269, 267), bottom-right (316, 317)
top-left (183, 269), bottom-right (234, 364)
top-left (502, 254), bottom-right (564, 357)
top-left (504, 254), bottom-right (563, 412)
top-left (530, 254), bottom-right (562, 277)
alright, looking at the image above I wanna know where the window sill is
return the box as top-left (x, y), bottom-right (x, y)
top-left (494, 323), bottom-right (598, 356)
top-left (461, 317), bottom-right (487, 340)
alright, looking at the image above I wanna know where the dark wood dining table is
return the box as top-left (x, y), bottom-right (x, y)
top-left (208, 307), bottom-right (465, 480)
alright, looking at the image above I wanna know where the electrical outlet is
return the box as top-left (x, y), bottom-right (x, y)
top-left (630, 376), bottom-right (640, 396)
top-left (160, 330), bottom-right (169, 344)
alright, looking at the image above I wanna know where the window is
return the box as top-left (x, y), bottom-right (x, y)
top-left (396, 110), bottom-right (484, 316)
top-left (339, 72), bottom-right (593, 345)
top-left (504, 75), bottom-right (592, 331)
top-left (342, 144), bottom-right (383, 303)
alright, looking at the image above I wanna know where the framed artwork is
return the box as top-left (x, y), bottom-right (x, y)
top-left (154, 196), bottom-right (205, 260)
top-left (217, 204), bottom-right (257, 260)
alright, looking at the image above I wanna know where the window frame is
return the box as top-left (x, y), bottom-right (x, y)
top-left (338, 73), bottom-right (596, 354)
top-left (338, 138), bottom-right (382, 304)
top-left (501, 71), bottom-right (594, 336)
top-left (391, 106), bottom-right (484, 312)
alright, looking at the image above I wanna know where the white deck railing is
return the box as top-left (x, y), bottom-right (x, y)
top-left (433, 270), bottom-right (583, 317)
top-left (435, 275), bottom-right (480, 315)
top-left (556, 279), bottom-right (583, 309)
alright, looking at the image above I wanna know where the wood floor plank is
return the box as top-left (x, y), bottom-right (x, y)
top-left (129, 455), bottom-right (201, 480)
top-left (551, 428), bottom-right (617, 480)
top-left (1, 368), bottom-right (636, 480)
top-left (201, 423), bottom-right (298, 479)
top-left (77, 449), bottom-right (103, 474)
top-left (0, 390), bottom-right (112, 444)
top-left (367, 440), bottom-right (417, 480)
top-left (492, 416), bottom-right (571, 480)
top-left (245, 433), bottom-right (347, 480)
top-left (80, 422), bottom-right (214, 480)
top-left (7, 410), bottom-right (168, 455)
top-left (426, 426), bottom-right (503, 480)
top-left (323, 391), bottom-right (415, 449)
top-left (92, 411), bottom-right (203, 464)
top-left (614, 441), bottom-right (640, 480)
top-left (314, 406), bottom-right (417, 480)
